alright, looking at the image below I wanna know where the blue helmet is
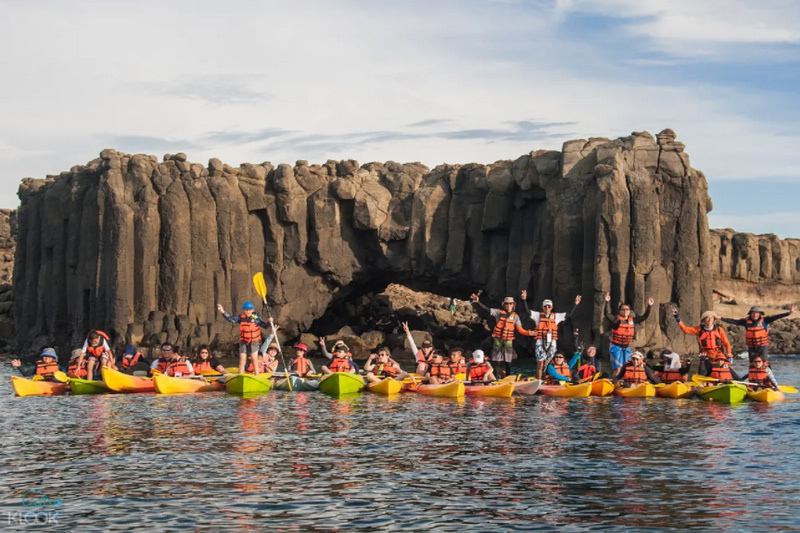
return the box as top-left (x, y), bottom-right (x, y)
top-left (242, 301), bottom-right (255, 310)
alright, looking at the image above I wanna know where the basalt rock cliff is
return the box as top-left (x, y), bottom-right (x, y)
top-left (14, 129), bottom-right (716, 358)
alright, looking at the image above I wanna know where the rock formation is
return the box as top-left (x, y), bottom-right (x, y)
top-left (13, 129), bottom-right (716, 358)
top-left (0, 209), bottom-right (15, 351)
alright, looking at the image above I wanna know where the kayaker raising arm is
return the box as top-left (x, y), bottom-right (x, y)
top-left (604, 293), bottom-right (654, 372)
top-left (402, 321), bottom-right (434, 375)
top-left (543, 351), bottom-right (579, 385)
top-left (674, 309), bottom-right (742, 382)
top-left (11, 348), bottom-right (61, 380)
top-left (521, 290), bottom-right (581, 381)
top-left (569, 328), bottom-right (604, 382)
top-left (321, 344), bottom-right (357, 375)
top-left (470, 292), bottom-right (535, 379)
top-left (217, 301), bottom-right (272, 376)
top-left (720, 305), bottom-right (797, 363)
top-left (425, 349), bottom-right (454, 384)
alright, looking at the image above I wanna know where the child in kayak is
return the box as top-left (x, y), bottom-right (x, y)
top-left (321, 344), bottom-right (357, 374)
top-left (217, 301), bottom-right (273, 376)
top-left (613, 351), bottom-right (659, 386)
top-left (118, 344), bottom-right (150, 374)
top-left (364, 347), bottom-right (409, 383)
top-left (81, 330), bottom-right (116, 381)
top-left (67, 349), bottom-right (88, 378)
top-left (425, 349), bottom-right (454, 384)
top-left (466, 350), bottom-right (496, 382)
top-left (253, 342), bottom-right (280, 374)
top-left (569, 329), bottom-right (605, 382)
top-left (192, 345), bottom-right (228, 375)
top-left (289, 343), bottom-right (316, 377)
top-left (11, 348), bottom-right (61, 380)
top-left (447, 347), bottom-right (467, 377)
top-left (319, 337), bottom-right (360, 372)
top-left (743, 355), bottom-right (780, 391)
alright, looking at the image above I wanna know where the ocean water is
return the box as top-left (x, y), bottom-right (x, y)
top-left (1, 357), bottom-right (799, 532)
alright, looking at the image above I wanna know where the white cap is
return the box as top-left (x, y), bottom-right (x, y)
top-left (631, 351), bottom-right (644, 360)
top-left (542, 299), bottom-right (553, 307)
top-left (472, 350), bottom-right (485, 363)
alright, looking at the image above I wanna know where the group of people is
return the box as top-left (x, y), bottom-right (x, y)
top-left (10, 291), bottom-right (797, 395)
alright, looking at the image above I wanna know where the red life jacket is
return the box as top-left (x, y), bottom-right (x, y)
top-left (239, 313), bottom-right (263, 343)
top-left (709, 360), bottom-right (733, 383)
top-left (86, 344), bottom-right (105, 358)
top-left (544, 361), bottom-right (571, 385)
top-left (292, 357), bottom-right (312, 377)
top-left (372, 363), bottom-right (398, 378)
top-left (68, 359), bottom-right (87, 378)
top-left (698, 326), bottom-right (725, 357)
top-left (492, 311), bottom-right (519, 342)
top-left (120, 353), bottom-right (143, 371)
top-left (329, 357), bottom-right (352, 373)
top-left (621, 363), bottom-right (647, 385)
top-left (428, 362), bottom-right (452, 380)
top-left (36, 360), bottom-right (59, 380)
top-left (166, 357), bottom-right (191, 377)
top-left (154, 358), bottom-right (170, 373)
top-left (448, 359), bottom-right (467, 375)
top-left (535, 314), bottom-right (558, 342)
top-left (193, 360), bottom-right (214, 373)
top-left (610, 316), bottom-right (635, 347)
top-left (748, 365), bottom-right (772, 388)
top-left (657, 368), bottom-right (686, 383)
top-left (575, 363), bottom-right (597, 381)
top-left (469, 362), bottom-right (490, 381)
top-left (745, 318), bottom-right (770, 348)
top-left (416, 349), bottom-right (433, 364)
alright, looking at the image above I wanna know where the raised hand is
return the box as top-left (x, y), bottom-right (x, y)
top-left (605, 293), bottom-right (611, 302)
top-left (402, 321), bottom-right (410, 333)
top-left (792, 305), bottom-right (797, 314)
top-left (216, 303), bottom-right (225, 314)
top-left (11, 359), bottom-right (20, 367)
top-left (319, 336), bottom-right (326, 346)
top-left (521, 289), bottom-right (528, 300)
top-left (470, 293), bottom-right (480, 303)
top-left (575, 295), bottom-right (582, 305)
top-left (648, 297), bottom-right (655, 307)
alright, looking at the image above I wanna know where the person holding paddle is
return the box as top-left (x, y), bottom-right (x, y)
top-left (11, 348), bottom-right (61, 380)
top-left (289, 343), bottom-right (316, 377)
top-left (743, 355), bottom-right (780, 391)
top-left (217, 301), bottom-right (273, 376)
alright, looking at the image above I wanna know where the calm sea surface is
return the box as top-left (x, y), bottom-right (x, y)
top-left (2, 357), bottom-right (800, 532)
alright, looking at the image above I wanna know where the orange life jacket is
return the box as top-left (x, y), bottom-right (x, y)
top-left (535, 314), bottom-right (558, 342)
top-left (372, 363), bottom-right (398, 378)
top-left (621, 363), bottom-right (647, 385)
top-left (263, 358), bottom-right (279, 373)
top-left (36, 360), bottom-right (59, 380)
top-left (68, 359), bottom-right (87, 378)
top-left (292, 357), bottom-right (312, 377)
top-left (86, 343), bottom-right (106, 358)
top-left (120, 353), bottom-right (143, 370)
top-left (575, 362), bottom-right (597, 381)
top-left (610, 316), bottom-right (636, 346)
top-left (417, 349), bottom-right (433, 364)
top-left (428, 362), bottom-right (452, 380)
top-left (238, 313), bottom-right (263, 343)
top-left (698, 326), bottom-right (725, 357)
top-left (448, 359), bottom-right (467, 375)
top-left (469, 362), bottom-right (490, 381)
top-left (166, 357), bottom-right (191, 377)
top-left (544, 361), bottom-right (571, 385)
top-left (745, 318), bottom-right (770, 348)
top-left (748, 365), bottom-right (772, 389)
top-left (328, 357), bottom-right (352, 373)
top-left (657, 368), bottom-right (686, 383)
top-left (193, 360), bottom-right (214, 373)
top-left (154, 358), bottom-right (170, 373)
top-left (492, 311), bottom-right (519, 342)
top-left (709, 360), bottom-right (733, 383)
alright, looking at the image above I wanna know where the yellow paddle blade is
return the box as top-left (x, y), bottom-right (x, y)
top-left (692, 375), bottom-right (716, 383)
top-left (779, 385), bottom-right (798, 394)
top-left (253, 272), bottom-right (267, 301)
top-left (31, 375), bottom-right (44, 381)
top-left (53, 371), bottom-right (69, 383)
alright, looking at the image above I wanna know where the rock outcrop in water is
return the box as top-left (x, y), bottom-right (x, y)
top-left (13, 129), bottom-right (715, 357)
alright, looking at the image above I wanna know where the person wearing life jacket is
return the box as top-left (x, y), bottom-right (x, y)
top-left (11, 348), bottom-right (61, 380)
top-left (289, 343), bottom-right (316, 378)
top-left (568, 328), bottom-right (605, 382)
top-left (656, 351), bottom-right (690, 384)
top-left (192, 345), bottom-right (228, 375)
top-left (67, 349), bottom-right (88, 379)
top-left (470, 293), bottom-right (536, 379)
top-left (744, 356), bottom-right (779, 391)
top-left (544, 351), bottom-right (579, 385)
top-left (321, 344), bottom-right (357, 374)
top-left (466, 350), bottom-right (496, 382)
top-left (150, 343), bottom-right (177, 374)
top-left (425, 349), bottom-right (454, 384)
top-left (252, 341), bottom-right (280, 374)
top-left (614, 351), bottom-right (659, 387)
top-left (447, 347), bottom-right (468, 377)
top-left (402, 321), bottom-right (434, 375)
top-left (674, 309), bottom-right (734, 377)
top-left (365, 346), bottom-right (409, 383)
top-left (319, 337), bottom-right (361, 373)
top-left (218, 301), bottom-right (273, 376)
top-left (118, 344), bottom-right (151, 374)
top-left (604, 293), bottom-right (655, 373)
top-left (164, 349), bottom-right (194, 377)
top-left (519, 290), bottom-right (582, 381)
top-left (81, 330), bottom-right (115, 381)
top-left (721, 304), bottom-right (797, 363)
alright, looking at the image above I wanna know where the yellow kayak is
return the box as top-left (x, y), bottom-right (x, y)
top-left (464, 381), bottom-right (515, 398)
top-left (539, 382), bottom-right (592, 397)
top-left (614, 382), bottom-right (656, 398)
top-left (154, 373), bottom-right (225, 394)
top-left (409, 381), bottom-right (465, 398)
top-left (366, 377), bottom-right (404, 395)
top-left (655, 381), bottom-right (693, 399)
top-left (746, 388), bottom-right (786, 403)
top-left (102, 367), bottom-right (155, 393)
top-left (590, 379), bottom-right (614, 397)
top-left (10, 376), bottom-right (69, 397)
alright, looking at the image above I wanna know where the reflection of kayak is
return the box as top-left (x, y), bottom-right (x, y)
top-left (539, 382), bottom-right (592, 398)
top-left (614, 383), bottom-right (656, 398)
top-left (410, 381), bottom-right (465, 398)
top-left (11, 376), bottom-right (69, 397)
top-left (590, 379), bottom-right (615, 397)
top-left (463, 381), bottom-right (514, 398)
top-left (274, 375), bottom-right (320, 391)
top-left (69, 379), bottom-right (112, 395)
top-left (696, 383), bottom-right (747, 404)
top-left (746, 388), bottom-right (786, 403)
top-left (655, 381), bottom-right (693, 399)
top-left (103, 367), bottom-right (155, 393)
top-left (318, 372), bottom-right (365, 397)
top-left (154, 374), bottom-right (225, 394)
top-left (513, 380), bottom-right (541, 395)
top-left (225, 373), bottom-right (273, 395)
top-left (366, 377), bottom-right (403, 395)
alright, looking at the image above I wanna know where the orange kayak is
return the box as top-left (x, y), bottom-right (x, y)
top-left (463, 381), bottom-right (515, 398)
top-left (11, 376), bottom-right (69, 397)
top-left (102, 367), bottom-right (155, 393)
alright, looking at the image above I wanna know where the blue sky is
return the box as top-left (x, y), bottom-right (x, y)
top-left (1, 0), bottom-right (799, 236)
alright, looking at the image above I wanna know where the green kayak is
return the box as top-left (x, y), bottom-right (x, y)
top-left (318, 372), bottom-right (365, 397)
top-left (225, 373), bottom-right (273, 396)
top-left (69, 379), bottom-right (112, 395)
top-left (697, 383), bottom-right (747, 404)
top-left (274, 375), bottom-right (319, 391)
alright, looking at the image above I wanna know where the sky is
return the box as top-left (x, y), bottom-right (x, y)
top-left (1, 0), bottom-right (799, 236)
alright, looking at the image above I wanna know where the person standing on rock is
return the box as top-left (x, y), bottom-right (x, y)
top-left (521, 290), bottom-right (581, 381)
top-left (217, 301), bottom-right (273, 376)
top-left (720, 305), bottom-right (797, 362)
top-left (469, 293), bottom-right (535, 379)
top-left (604, 293), bottom-right (655, 372)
